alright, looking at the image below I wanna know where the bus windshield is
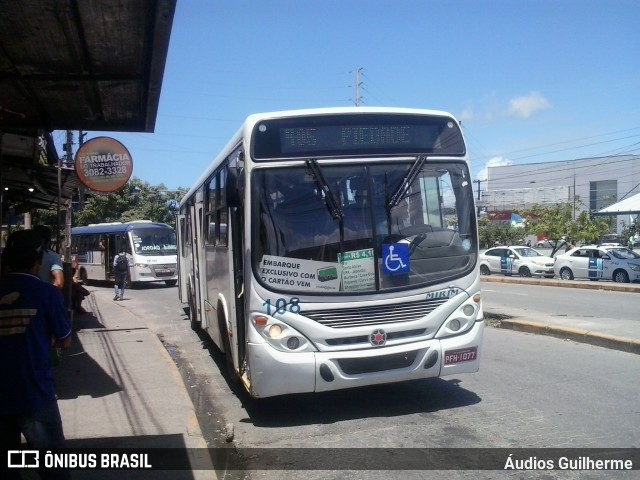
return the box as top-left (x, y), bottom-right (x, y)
top-left (253, 160), bottom-right (477, 293)
top-left (131, 228), bottom-right (178, 256)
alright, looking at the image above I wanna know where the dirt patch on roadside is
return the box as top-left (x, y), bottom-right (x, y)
top-left (483, 311), bottom-right (514, 328)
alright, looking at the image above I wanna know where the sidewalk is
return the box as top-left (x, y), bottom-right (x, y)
top-left (481, 276), bottom-right (640, 355)
top-left (54, 289), bottom-right (215, 479)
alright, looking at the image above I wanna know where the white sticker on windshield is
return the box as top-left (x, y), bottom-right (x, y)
top-left (259, 255), bottom-right (342, 291)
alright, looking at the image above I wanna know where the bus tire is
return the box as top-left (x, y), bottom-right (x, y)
top-left (188, 283), bottom-right (200, 331)
top-left (165, 279), bottom-right (177, 287)
top-left (218, 309), bottom-right (240, 384)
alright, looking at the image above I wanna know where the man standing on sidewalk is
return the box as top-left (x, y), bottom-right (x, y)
top-left (0, 229), bottom-right (72, 480)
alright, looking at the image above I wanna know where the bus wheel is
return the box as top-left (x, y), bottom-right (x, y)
top-left (188, 284), bottom-right (200, 331)
top-left (165, 279), bottom-right (177, 287)
top-left (218, 313), bottom-right (240, 384)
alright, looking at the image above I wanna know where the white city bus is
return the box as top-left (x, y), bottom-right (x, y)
top-left (71, 221), bottom-right (178, 287)
top-left (177, 107), bottom-right (483, 398)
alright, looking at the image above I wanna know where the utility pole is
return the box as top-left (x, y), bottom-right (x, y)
top-left (63, 130), bottom-right (74, 168)
top-left (353, 67), bottom-right (363, 106)
top-left (78, 130), bottom-right (86, 210)
top-left (475, 179), bottom-right (484, 216)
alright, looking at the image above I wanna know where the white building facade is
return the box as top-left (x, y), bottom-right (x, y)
top-left (480, 155), bottom-right (640, 233)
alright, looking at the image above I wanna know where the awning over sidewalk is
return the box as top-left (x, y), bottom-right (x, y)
top-left (594, 192), bottom-right (640, 216)
top-left (0, 0), bottom-right (176, 132)
top-left (0, 0), bottom-right (176, 214)
top-left (0, 0), bottom-right (177, 215)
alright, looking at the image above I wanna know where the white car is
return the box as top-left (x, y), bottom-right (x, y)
top-left (554, 246), bottom-right (640, 283)
top-left (479, 246), bottom-right (555, 278)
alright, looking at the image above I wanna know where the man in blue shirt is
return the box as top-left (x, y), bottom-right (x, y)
top-left (0, 229), bottom-right (72, 479)
top-left (33, 225), bottom-right (64, 289)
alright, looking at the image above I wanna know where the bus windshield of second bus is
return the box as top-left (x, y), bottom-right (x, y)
top-left (130, 227), bottom-right (178, 256)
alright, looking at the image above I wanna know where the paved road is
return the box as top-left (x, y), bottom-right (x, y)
top-left (481, 276), bottom-right (640, 354)
top-left (92, 282), bottom-right (640, 480)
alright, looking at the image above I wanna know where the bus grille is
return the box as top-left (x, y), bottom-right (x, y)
top-left (304, 298), bottom-right (449, 328)
top-left (151, 264), bottom-right (176, 277)
top-left (337, 351), bottom-right (418, 374)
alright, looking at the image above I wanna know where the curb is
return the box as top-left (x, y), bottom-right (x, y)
top-left (497, 319), bottom-right (640, 355)
top-left (481, 275), bottom-right (640, 293)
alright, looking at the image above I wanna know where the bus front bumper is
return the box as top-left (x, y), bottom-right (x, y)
top-left (246, 320), bottom-right (483, 398)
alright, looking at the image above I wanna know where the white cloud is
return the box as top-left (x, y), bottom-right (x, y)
top-left (477, 156), bottom-right (513, 181)
top-left (458, 107), bottom-right (474, 122)
top-left (506, 92), bottom-right (551, 119)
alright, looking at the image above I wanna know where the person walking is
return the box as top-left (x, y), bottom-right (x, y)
top-left (0, 229), bottom-right (72, 480)
top-left (113, 249), bottom-right (130, 301)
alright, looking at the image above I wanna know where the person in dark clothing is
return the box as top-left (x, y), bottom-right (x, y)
top-left (0, 229), bottom-right (72, 480)
top-left (113, 250), bottom-right (130, 301)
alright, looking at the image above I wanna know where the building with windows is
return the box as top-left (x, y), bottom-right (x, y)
top-left (479, 155), bottom-right (640, 233)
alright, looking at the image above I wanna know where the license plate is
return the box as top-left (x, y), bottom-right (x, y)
top-left (444, 347), bottom-right (477, 365)
top-left (157, 269), bottom-right (171, 274)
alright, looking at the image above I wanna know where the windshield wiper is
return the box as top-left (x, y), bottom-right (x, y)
top-left (306, 159), bottom-right (344, 220)
top-left (388, 154), bottom-right (427, 207)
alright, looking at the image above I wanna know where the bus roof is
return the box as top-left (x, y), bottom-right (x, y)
top-left (179, 106), bottom-right (460, 207)
top-left (71, 221), bottom-right (173, 235)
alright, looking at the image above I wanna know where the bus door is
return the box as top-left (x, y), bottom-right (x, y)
top-left (176, 213), bottom-right (188, 302)
top-left (105, 234), bottom-right (118, 280)
top-left (228, 161), bottom-right (245, 372)
top-left (193, 200), bottom-right (205, 327)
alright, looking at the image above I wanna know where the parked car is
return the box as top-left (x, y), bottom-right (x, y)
top-left (598, 234), bottom-right (624, 247)
top-left (554, 245), bottom-right (640, 283)
top-left (535, 239), bottom-right (552, 248)
top-left (479, 246), bottom-right (555, 278)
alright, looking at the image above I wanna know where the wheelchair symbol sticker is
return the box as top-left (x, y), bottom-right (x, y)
top-left (382, 243), bottom-right (410, 275)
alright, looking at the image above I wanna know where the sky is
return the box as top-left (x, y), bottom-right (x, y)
top-left (53, 0), bottom-right (640, 190)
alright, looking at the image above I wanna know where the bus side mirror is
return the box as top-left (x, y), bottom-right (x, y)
top-left (226, 168), bottom-right (244, 207)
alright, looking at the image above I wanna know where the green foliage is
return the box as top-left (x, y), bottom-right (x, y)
top-left (478, 217), bottom-right (524, 248)
top-left (520, 201), bottom-right (610, 255)
top-left (73, 178), bottom-right (187, 227)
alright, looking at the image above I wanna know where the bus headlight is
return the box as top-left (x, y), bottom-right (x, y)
top-left (435, 295), bottom-right (482, 339)
top-left (268, 324), bottom-right (283, 338)
top-left (251, 314), bottom-right (317, 353)
top-left (448, 319), bottom-right (461, 332)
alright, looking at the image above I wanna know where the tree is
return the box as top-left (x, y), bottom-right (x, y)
top-left (33, 178), bottom-right (187, 229)
top-left (521, 201), bottom-right (610, 256)
top-left (478, 217), bottom-right (524, 248)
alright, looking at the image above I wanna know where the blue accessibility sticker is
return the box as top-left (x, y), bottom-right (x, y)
top-left (382, 243), bottom-right (410, 275)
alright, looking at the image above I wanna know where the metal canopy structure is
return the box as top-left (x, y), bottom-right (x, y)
top-left (594, 192), bottom-right (640, 216)
top-left (0, 0), bottom-right (176, 213)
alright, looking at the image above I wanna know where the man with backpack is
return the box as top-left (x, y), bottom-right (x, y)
top-left (113, 249), bottom-right (130, 301)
